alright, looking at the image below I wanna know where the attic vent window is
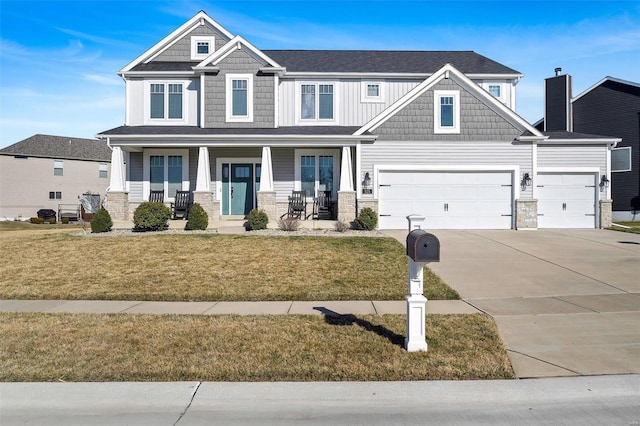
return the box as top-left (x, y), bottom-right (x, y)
top-left (191, 36), bottom-right (215, 60)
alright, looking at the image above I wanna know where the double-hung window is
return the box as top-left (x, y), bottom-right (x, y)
top-left (226, 74), bottom-right (253, 122)
top-left (147, 151), bottom-right (188, 200)
top-left (99, 163), bottom-right (108, 178)
top-left (434, 90), bottom-right (460, 134)
top-left (300, 83), bottom-right (335, 121)
top-left (150, 83), bottom-right (183, 120)
top-left (54, 160), bottom-right (63, 176)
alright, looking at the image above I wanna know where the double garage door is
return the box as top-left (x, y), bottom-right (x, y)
top-left (378, 170), bottom-right (514, 230)
top-left (537, 173), bottom-right (597, 228)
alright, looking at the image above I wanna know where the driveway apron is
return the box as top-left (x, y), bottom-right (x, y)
top-left (382, 229), bottom-right (640, 378)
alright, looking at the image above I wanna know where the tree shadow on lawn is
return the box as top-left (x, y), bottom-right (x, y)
top-left (313, 307), bottom-right (405, 348)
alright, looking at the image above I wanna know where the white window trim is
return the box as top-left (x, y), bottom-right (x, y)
top-left (226, 73), bottom-right (253, 123)
top-left (190, 36), bottom-right (215, 60)
top-left (294, 149), bottom-right (340, 198)
top-left (612, 146), bottom-right (632, 172)
top-left (99, 163), bottom-right (108, 179)
top-left (434, 90), bottom-right (460, 134)
top-left (480, 81), bottom-right (506, 103)
top-left (54, 159), bottom-right (63, 176)
top-left (145, 80), bottom-right (187, 124)
top-left (295, 82), bottom-right (337, 125)
top-left (361, 81), bottom-right (385, 103)
top-left (142, 149), bottom-right (190, 201)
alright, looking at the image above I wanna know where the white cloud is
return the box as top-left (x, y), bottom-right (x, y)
top-left (83, 73), bottom-right (123, 86)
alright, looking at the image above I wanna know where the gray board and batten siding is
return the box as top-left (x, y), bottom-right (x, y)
top-left (153, 25), bottom-right (231, 63)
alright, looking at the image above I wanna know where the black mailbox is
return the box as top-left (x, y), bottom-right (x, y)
top-left (406, 229), bottom-right (440, 262)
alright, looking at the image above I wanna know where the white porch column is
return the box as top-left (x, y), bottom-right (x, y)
top-left (259, 146), bottom-right (274, 192)
top-left (195, 147), bottom-right (211, 192)
top-left (109, 146), bottom-right (126, 192)
top-left (339, 146), bottom-right (354, 191)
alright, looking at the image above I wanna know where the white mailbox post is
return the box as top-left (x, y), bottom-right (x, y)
top-left (404, 215), bottom-right (440, 352)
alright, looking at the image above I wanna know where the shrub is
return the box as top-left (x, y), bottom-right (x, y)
top-left (133, 202), bottom-right (170, 232)
top-left (185, 203), bottom-right (208, 231)
top-left (334, 220), bottom-right (351, 233)
top-left (48, 217), bottom-right (56, 225)
top-left (278, 217), bottom-right (300, 231)
top-left (355, 207), bottom-right (378, 230)
top-left (30, 217), bottom-right (44, 224)
top-left (90, 208), bottom-right (113, 233)
top-left (246, 209), bottom-right (269, 231)
top-left (61, 217), bottom-right (70, 224)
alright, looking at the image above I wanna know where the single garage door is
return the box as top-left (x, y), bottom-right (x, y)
top-left (377, 170), bottom-right (513, 229)
top-left (537, 173), bottom-right (597, 228)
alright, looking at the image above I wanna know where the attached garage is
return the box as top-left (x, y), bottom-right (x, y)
top-left (377, 169), bottom-right (514, 229)
top-left (536, 172), bottom-right (598, 228)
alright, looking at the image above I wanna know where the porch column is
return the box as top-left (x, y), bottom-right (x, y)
top-left (193, 146), bottom-right (217, 222)
top-left (106, 145), bottom-right (129, 221)
top-left (258, 146), bottom-right (277, 222)
top-left (338, 146), bottom-right (357, 223)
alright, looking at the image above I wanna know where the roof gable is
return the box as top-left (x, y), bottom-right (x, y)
top-left (356, 63), bottom-right (540, 136)
top-left (195, 35), bottom-right (282, 70)
top-left (572, 76), bottom-right (640, 103)
top-left (120, 11), bottom-right (234, 73)
top-left (0, 134), bottom-right (111, 161)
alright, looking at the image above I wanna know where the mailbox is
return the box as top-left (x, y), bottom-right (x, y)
top-left (406, 229), bottom-right (440, 262)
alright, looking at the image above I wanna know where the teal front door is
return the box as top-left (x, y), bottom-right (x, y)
top-left (222, 163), bottom-right (255, 215)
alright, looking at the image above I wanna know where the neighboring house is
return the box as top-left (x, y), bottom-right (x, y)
top-left (536, 72), bottom-right (640, 221)
top-left (99, 11), bottom-right (619, 229)
top-left (0, 134), bottom-right (111, 220)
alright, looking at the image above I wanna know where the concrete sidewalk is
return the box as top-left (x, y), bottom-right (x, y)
top-left (0, 299), bottom-right (479, 315)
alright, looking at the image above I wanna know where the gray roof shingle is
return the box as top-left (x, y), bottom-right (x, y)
top-left (0, 134), bottom-right (111, 161)
top-left (99, 126), bottom-right (365, 136)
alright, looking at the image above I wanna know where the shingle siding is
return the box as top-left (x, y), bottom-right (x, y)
top-left (374, 79), bottom-right (521, 141)
top-left (573, 81), bottom-right (640, 211)
top-left (154, 25), bottom-right (231, 62)
top-left (203, 49), bottom-right (275, 128)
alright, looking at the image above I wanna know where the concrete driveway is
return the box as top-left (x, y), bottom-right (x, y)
top-left (383, 229), bottom-right (640, 378)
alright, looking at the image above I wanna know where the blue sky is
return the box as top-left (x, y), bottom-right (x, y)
top-left (1, 0), bottom-right (639, 148)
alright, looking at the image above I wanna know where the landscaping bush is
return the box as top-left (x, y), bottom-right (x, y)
top-left (90, 208), bottom-right (113, 233)
top-left (278, 217), bottom-right (300, 231)
top-left (185, 203), bottom-right (208, 231)
top-left (61, 217), bottom-right (70, 224)
top-left (334, 220), bottom-right (351, 233)
top-left (355, 207), bottom-right (378, 230)
top-left (246, 209), bottom-right (269, 231)
top-left (29, 217), bottom-right (44, 224)
top-left (133, 202), bottom-right (170, 232)
top-left (48, 217), bottom-right (56, 225)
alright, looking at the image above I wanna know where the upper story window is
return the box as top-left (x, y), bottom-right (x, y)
top-left (150, 83), bottom-right (183, 120)
top-left (434, 90), bottom-right (460, 134)
top-left (300, 83), bottom-right (335, 121)
top-left (226, 74), bottom-right (253, 122)
top-left (361, 81), bottom-right (384, 103)
top-left (488, 85), bottom-right (501, 98)
top-left (99, 163), bottom-right (108, 178)
top-left (612, 147), bottom-right (632, 172)
top-left (54, 160), bottom-right (63, 176)
top-left (191, 36), bottom-right (215, 60)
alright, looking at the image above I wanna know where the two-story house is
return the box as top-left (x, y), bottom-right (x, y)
top-left (99, 11), bottom-right (619, 229)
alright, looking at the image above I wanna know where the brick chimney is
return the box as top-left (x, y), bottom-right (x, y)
top-left (544, 67), bottom-right (573, 132)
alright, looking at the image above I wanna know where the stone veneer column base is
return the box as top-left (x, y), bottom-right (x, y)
top-left (106, 191), bottom-right (129, 221)
top-left (337, 191), bottom-right (357, 223)
top-left (599, 199), bottom-right (612, 229)
top-left (257, 191), bottom-right (277, 222)
top-left (516, 199), bottom-right (538, 230)
top-left (357, 198), bottom-right (378, 214)
top-left (193, 191), bottom-right (217, 222)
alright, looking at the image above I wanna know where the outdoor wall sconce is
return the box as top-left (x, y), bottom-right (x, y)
top-left (521, 172), bottom-right (532, 190)
top-left (600, 174), bottom-right (610, 190)
top-left (362, 172), bottom-right (372, 194)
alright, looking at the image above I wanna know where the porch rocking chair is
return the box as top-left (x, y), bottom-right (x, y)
top-left (149, 190), bottom-right (164, 203)
top-left (286, 190), bottom-right (307, 220)
top-left (170, 190), bottom-right (192, 220)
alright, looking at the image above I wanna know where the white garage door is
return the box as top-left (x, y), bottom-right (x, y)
top-left (537, 173), bottom-right (597, 228)
top-left (377, 170), bottom-right (513, 229)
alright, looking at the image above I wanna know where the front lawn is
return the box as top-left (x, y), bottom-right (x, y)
top-left (609, 221), bottom-right (640, 234)
top-left (0, 226), bottom-right (458, 301)
top-left (0, 312), bottom-right (513, 381)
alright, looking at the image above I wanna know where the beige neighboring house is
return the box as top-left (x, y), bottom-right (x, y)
top-left (0, 134), bottom-right (112, 221)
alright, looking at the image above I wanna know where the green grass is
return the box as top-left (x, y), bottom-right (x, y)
top-left (0, 228), bottom-right (459, 301)
top-left (0, 312), bottom-right (513, 382)
top-left (609, 221), bottom-right (640, 234)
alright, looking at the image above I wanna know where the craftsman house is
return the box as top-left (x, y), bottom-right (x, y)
top-left (536, 73), bottom-right (639, 222)
top-left (0, 134), bottom-right (111, 220)
top-left (99, 11), bottom-right (619, 229)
